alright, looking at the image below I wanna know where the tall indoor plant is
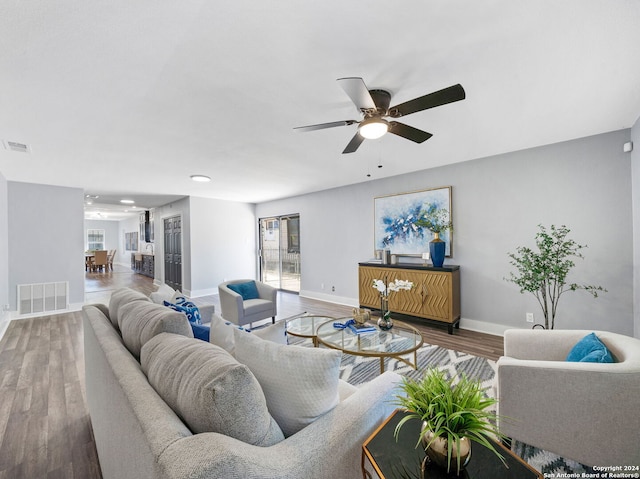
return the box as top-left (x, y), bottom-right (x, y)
top-left (505, 224), bottom-right (606, 329)
top-left (394, 368), bottom-right (505, 475)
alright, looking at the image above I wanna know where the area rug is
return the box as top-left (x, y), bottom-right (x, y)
top-left (288, 336), bottom-right (594, 476)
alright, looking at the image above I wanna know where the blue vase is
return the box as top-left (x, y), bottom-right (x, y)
top-left (429, 233), bottom-right (446, 268)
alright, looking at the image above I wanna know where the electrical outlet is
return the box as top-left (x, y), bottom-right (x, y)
top-left (331, 286), bottom-right (335, 292)
top-left (526, 312), bottom-right (534, 323)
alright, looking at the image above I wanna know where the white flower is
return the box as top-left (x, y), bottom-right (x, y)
top-left (388, 279), bottom-right (413, 292)
top-left (372, 278), bottom-right (413, 295)
top-left (372, 279), bottom-right (387, 294)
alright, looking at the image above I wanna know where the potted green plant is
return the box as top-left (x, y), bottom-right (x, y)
top-left (505, 224), bottom-right (606, 329)
top-left (394, 368), bottom-right (505, 476)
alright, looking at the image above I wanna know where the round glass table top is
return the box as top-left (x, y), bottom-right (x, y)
top-left (315, 319), bottom-right (423, 358)
top-left (285, 315), bottom-right (335, 340)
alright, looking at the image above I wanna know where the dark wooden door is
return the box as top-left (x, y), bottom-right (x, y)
top-left (163, 215), bottom-right (182, 291)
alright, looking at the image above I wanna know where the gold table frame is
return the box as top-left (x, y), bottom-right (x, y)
top-left (316, 319), bottom-right (424, 374)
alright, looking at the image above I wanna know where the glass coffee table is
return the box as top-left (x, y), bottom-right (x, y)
top-left (285, 314), bottom-right (335, 347)
top-left (362, 409), bottom-right (543, 479)
top-left (315, 320), bottom-right (424, 374)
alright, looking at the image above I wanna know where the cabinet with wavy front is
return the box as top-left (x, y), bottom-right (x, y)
top-left (358, 263), bottom-right (461, 334)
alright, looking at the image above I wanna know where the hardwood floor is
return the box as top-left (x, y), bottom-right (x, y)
top-left (0, 267), bottom-right (503, 478)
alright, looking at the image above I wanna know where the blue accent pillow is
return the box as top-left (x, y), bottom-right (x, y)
top-left (164, 298), bottom-right (202, 325)
top-left (190, 323), bottom-right (210, 342)
top-left (227, 281), bottom-right (260, 301)
top-left (566, 332), bottom-right (614, 363)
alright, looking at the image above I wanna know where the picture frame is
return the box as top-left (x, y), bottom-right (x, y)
top-left (374, 186), bottom-right (452, 257)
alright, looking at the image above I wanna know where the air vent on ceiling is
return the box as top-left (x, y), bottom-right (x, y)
top-left (3, 140), bottom-right (30, 153)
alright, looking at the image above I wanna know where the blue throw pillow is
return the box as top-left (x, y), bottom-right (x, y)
top-left (190, 323), bottom-right (210, 342)
top-left (566, 332), bottom-right (614, 363)
top-left (227, 281), bottom-right (260, 301)
top-left (164, 298), bottom-right (202, 325)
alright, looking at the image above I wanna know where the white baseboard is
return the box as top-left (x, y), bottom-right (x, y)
top-left (459, 317), bottom-right (508, 337)
top-left (299, 290), bottom-right (359, 308)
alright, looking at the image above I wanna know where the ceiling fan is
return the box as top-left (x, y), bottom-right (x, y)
top-left (294, 77), bottom-right (465, 154)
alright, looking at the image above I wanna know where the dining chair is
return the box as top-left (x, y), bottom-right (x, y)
top-left (107, 250), bottom-right (116, 271)
top-left (92, 250), bottom-right (109, 272)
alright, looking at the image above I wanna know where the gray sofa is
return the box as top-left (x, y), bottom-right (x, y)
top-left (83, 287), bottom-right (401, 479)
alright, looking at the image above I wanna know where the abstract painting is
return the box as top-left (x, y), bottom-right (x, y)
top-left (374, 186), bottom-right (452, 256)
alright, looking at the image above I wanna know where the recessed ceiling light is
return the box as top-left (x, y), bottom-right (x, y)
top-left (120, 199), bottom-right (135, 204)
top-left (191, 175), bottom-right (211, 182)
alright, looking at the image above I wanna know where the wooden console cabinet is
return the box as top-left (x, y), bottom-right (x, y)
top-left (359, 262), bottom-right (461, 334)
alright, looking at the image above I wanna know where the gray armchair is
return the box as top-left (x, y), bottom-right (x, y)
top-left (496, 329), bottom-right (640, 466)
top-left (218, 279), bottom-right (277, 327)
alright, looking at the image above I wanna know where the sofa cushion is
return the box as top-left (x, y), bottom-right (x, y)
top-left (209, 313), bottom-right (286, 356)
top-left (108, 287), bottom-right (150, 330)
top-left (118, 301), bottom-right (193, 360)
top-left (566, 332), bottom-right (614, 363)
top-left (233, 327), bottom-right (341, 437)
top-left (242, 299), bottom-right (274, 316)
top-left (227, 281), bottom-right (260, 300)
top-left (141, 333), bottom-right (284, 446)
top-left (149, 283), bottom-right (178, 304)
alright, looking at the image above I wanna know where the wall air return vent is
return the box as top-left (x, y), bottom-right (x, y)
top-left (3, 140), bottom-right (30, 153)
top-left (17, 282), bottom-right (68, 316)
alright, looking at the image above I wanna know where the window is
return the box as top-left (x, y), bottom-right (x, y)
top-left (87, 229), bottom-right (105, 251)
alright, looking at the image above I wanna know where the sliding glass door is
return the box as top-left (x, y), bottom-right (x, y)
top-left (259, 215), bottom-right (300, 292)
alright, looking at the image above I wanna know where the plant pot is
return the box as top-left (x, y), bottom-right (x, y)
top-left (421, 426), bottom-right (471, 476)
top-left (429, 232), bottom-right (446, 268)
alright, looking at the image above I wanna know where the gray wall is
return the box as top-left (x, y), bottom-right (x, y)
top-left (84, 219), bottom-right (119, 253)
top-left (7, 182), bottom-right (85, 308)
top-left (117, 215), bottom-right (141, 266)
top-left (632, 116), bottom-right (640, 338)
top-left (152, 196), bottom-right (256, 297)
top-left (257, 129), bottom-right (634, 336)
top-left (189, 196), bottom-right (256, 296)
top-left (0, 173), bottom-right (8, 328)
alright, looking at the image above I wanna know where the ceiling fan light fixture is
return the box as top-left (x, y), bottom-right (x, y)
top-left (190, 174), bottom-right (211, 182)
top-left (358, 118), bottom-right (389, 139)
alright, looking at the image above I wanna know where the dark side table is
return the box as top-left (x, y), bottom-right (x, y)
top-left (362, 410), bottom-right (543, 479)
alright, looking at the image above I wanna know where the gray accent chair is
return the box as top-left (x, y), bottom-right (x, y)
top-left (496, 329), bottom-right (640, 466)
top-left (218, 279), bottom-right (277, 327)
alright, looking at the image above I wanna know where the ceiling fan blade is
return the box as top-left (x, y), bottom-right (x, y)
top-left (388, 121), bottom-right (433, 143)
top-left (337, 77), bottom-right (377, 111)
top-left (342, 132), bottom-right (365, 154)
top-left (294, 120), bottom-right (356, 132)
top-left (390, 84), bottom-right (465, 117)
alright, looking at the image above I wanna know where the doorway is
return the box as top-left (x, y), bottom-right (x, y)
top-left (163, 215), bottom-right (182, 291)
top-left (259, 215), bottom-right (300, 292)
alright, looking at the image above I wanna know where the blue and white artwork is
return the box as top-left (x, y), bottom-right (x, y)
top-left (374, 187), bottom-right (452, 256)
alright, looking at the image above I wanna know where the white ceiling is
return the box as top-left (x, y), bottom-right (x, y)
top-left (2, 1), bottom-right (640, 221)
